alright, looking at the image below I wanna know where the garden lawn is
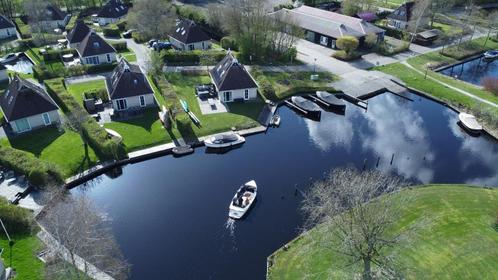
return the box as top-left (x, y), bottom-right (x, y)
top-left (117, 48), bottom-right (137, 62)
top-left (0, 235), bottom-right (44, 280)
top-left (258, 71), bottom-right (338, 100)
top-left (0, 127), bottom-right (98, 178)
top-left (268, 185), bottom-right (498, 280)
top-left (66, 79), bottom-right (107, 105)
top-left (104, 109), bottom-right (180, 152)
top-left (165, 73), bottom-right (263, 138)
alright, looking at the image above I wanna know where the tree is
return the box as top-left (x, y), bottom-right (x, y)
top-left (126, 0), bottom-right (176, 40)
top-left (364, 33), bottom-right (378, 48)
top-left (407, 0), bottom-right (430, 45)
top-left (336, 36), bottom-right (359, 55)
top-left (428, 0), bottom-right (455, 27)
top-left (301, 168), bottom-right (409, 280)
top-left (341, 0), bottom-right (361, 16)
top-left (40, 192), bottom-right (130, 280)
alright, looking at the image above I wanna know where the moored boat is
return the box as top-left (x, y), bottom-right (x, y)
top-left (316, 91), bottom-right (346, 111)
top-left (204, 132), bottom-right (245, 148)
top-left (172, 145), bottom-right (194, 156)
top-left (458, 113), bottom-right (483, 135)
top-left (288, 96), bottom-right (321, 120)
top-left (229, 180), bottom-right (257, 219)
top-left (483, 50), bottom-right (498, 60)
top-left (270, 115), bottom-right (281, 127)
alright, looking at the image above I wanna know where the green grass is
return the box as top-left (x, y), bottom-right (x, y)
top-left (117, 48), bottom-right (136, 62)
top-left (66, 79), bottom-right (107, 105)
top-left (268, 185), bottom-right (498, 280)
top-left (14, 18), bottom-right (31, 37)
top-left (0, 235), bottom-right (44, 280)
top-left (259, 71), bottom-right (338, 100)
top-left (0, 127), bottom-right (98, 178)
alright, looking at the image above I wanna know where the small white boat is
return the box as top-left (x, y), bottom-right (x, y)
top-left (204, 132), bottom-right (245, 148)
top-left (270, 115), bottom-right (281, 127)
top-left (229, 180), bottom-right (257, 219)
top-left (458, 113), bottom-right (482, 134)
top-left (483, 50), bottom-right (498, 60)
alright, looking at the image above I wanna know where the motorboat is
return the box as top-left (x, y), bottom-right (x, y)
top-left (458, 113), bottom-right (483, 135)
top-left (204, 132), bottom-right (245, 148)
top-left (270, 115), bottom-right (281, 127)
top-left (229, 180), bottom-right (257, 219)
top-left (287, 96), bottom-right (321, 120)
top-left (316, 91), bottom-right (346, 110)
top-left (172, 145), bottom-right (194, 157)
top-left (483, 50), bottom-right (498, 60)
top-left (0, 53), bottom-right (19, 64)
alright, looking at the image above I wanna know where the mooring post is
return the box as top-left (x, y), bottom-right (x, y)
top-left (363, 159), bottom-right (367, 170)
top-left (390, 153), bottom-right (395, 165)
top-left (376, 157), bottom-right (380, 168)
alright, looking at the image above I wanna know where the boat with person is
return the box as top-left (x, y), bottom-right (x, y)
top-left (229, 180), bottom-right (258, 219)
top-left (270, 115), bottom-right (281, 127)
top-left (483, 50), bottom-right (498, 60)
top-left (204, 132), bottom-right (245, 148)
top-left (458, 112), bottom-right (483, 135)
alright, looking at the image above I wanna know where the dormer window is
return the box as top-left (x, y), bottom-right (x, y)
top-left (181, 30), bottom-right (186, 35)
top-left (133, 79), bottom-right (138, 85)
top-left (176, 28), bottom-right (180, 33)
top-left (93, 42), bottom-right (100, 48)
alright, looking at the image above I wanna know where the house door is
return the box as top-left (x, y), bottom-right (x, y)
top-left (223, 91), bottom-right (232, 102)
top-left (117, 99), bottom-right (127, 110)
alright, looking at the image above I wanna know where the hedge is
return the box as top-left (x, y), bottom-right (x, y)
top-left (0, 197), bottom-right (34, 234)
top-left (116, 20), bottom-right (127, 31)
top-left (34, 63), bottom-right (117, 81)
top-left (255, 75), bottom-right (276, 101)
top-left (110, 41), bottom-right (127, 51)
top-left (42, 48), bottom-right (77, 61)
top-left (0, 146), bottom-right (63, 187)
top-left (45, 79), bottom-right (126, 160)
top-left (162, 49), bottom-right (226, 65)
top-left (220, 36), bottom-right (238, 51)
top-left (132, 32), bottom-right (148, 43)
top-left (103, 25), bottom-right (121, 37)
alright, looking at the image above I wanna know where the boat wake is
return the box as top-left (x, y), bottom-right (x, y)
top-left (225, 218), bottom-right (236, 237)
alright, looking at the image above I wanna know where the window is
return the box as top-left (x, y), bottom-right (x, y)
top-left (106, 53), bottom-right (111, 62)
top-left (116, 99), bottom-right (127, 110)
top-left (15, 118), bottom-right (30, 132)
top-left (202, 42), bottom-right (205, 49)
top-left (189, 44), bottom-right (194, 51)
top-left (139, 96), bottom-right (146, 107)
top-left (244, 89), bottom-right (249, 100)
top-left (42, 112), bottom-right (51, 125)
top-left (320, 36), bottom-right (328, 46)
top-left (223, 91), bottom-right (232, 102)
top-left (6, 29), bottom-right (10, 36)
top-left (331, 40), bottom-right (336, 49)
top-left (86, 56), bottom-right (99, 65)
top-left (93, 42), bottom-right (100, 48)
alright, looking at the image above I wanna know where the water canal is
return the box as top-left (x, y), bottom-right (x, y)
top-left (439, 56), bottom-right (498, 86)
top-left (73, 91), bottom-right (498, 279)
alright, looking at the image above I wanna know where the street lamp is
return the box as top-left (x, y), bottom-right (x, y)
top-left (0, 218), bottom-right (14, 268)
top-left (313, 58), bottom-right (317, 73)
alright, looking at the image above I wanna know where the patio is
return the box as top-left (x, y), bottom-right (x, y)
top-left (197, 96), bottom-right (228, 115)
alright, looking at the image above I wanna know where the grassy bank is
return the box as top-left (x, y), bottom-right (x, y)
top-left (268, 185), bottom-right (498, 279)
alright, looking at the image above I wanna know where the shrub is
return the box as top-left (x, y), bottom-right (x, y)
top-left (162, 49), bottom-right (226, 65)
top-left (132, 31), bottom-right (148, 43)
top-left (0, 197), bottom-right (34, 234)
top-left (374, 41), bottom-right (409, 56)
top-left (84, 88), bottom-right (109, 102)
top-left (103, 25), bottom-right (121, 37)
top-left (116, 20), bottom-right (127, 31)
top-left (42, 48), bottom-right (77, 61)
top-left (0, 146), bottom-right (63, 187)
top-left (336, 36), bottom-right (359, 55)
top-left (220, 36), bottom-right (238, 51)
top-left (274, 3), bottom-right (294, 11)
top-left (440, 41), bottom-right (485, 60)
top-left (332, 50), bottom-right (361, 61)
top-left (110, 41), bottom-right (127, 51)
top-left (482, 77), bottom-right (498, 96)
top-left (255, 75), bottom-right (276, 101)
top-left (33, 63), bottom-right (117, 81)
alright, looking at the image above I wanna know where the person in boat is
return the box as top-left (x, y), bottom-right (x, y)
top-left (237, 197), bottom-right (243, 207)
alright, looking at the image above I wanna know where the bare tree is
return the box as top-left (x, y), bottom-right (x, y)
top-left (39, 192), bottom-right (130, 280)
top-left (126, 0), bottom-right (176, 40)
top-left (428, 0), bottom-right (455, 27)
top-left (407, 0), bottom-right (430, 46)
top-left (301, 168), bottom-right (409, 280)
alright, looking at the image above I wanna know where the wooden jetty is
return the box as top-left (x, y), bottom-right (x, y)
top-left (338, 92), bottom-right (368, 110)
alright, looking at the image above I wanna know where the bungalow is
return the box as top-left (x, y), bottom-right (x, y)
top-left (76, 31), bottom-right (117, 65)
top-left (96, 0), bottom-right (128, 26)
top-left (39, 4), bottom-right (71, 31)
top-left (0, 76), bottom-right (60, 134)
top-left (169, 19), bottom-right (212, 51)
top-left (0, 14), bottom-right (16, 39)
top-left (387, 2), bottom-right (416, 30)
top-left (271, 5), bottom-right (385, 49)
top-left (209, 52), bottom-right (258, 103)
top-left (106, 59), bottom-right (156, 112)
top-left (66, 19), bottom-right (91, 48)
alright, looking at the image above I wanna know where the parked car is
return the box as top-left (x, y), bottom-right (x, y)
top-left (148, 39), bottom-right (158, 48)
top-left (122, 29), bottom-right (136, 38)
top-left (153, 41), bottom-right (172, 51)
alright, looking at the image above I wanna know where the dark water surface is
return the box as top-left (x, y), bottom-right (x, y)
top-left (74, 92), bottom-right (498, 280)
top-left (439, 56), bottom-right (498, 86)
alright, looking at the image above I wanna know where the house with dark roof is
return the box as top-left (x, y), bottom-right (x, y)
top-left (0, 76), bottom-right (60, 133)
top-left (387, 2), bottom-right (417, 30)
top-left (169, 19), bottom-right (212, 51)
top-left (106, 59), bottom-right (156, 111)
top-left (0, 14), bottom-right (16, 39)
top-left (76, 31), bottom-right (117, 65)
top-left (270, 5), bottom-right (385, 49)
top-left (39, 4), bottom-right (71, 31)
top-left (97, 0), bottom-right (128, 26)
top-left (209, 52), bottom-right (258, 103)
top-left (66, 20), bottom-right (91, 48)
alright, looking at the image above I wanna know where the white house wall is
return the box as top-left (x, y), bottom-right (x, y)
top-left (112, 93), bottom-right (156, 111)
top-left (98, 16), bottom-right (125, 26)
top-left (168, 36), bottom-right (211, 51)
top-left (10, 110), bottom-right (60, 133)
top-left (219, 87), bottom-right (258, 103)
top-left (80, 52), bottom-right (117, 65)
